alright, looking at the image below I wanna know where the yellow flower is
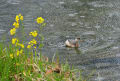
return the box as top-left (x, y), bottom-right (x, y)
top-left (18, 13), bottom-right (23, 21)
top-left (10, 53), bottom-right (13, 59)
top-left (12, 38), bottom-right (16, 44)
top-left (13, 22), bottom-right (19, 28)
top-left (16, 49), bottom-right (23, 56)
top-left (20, 44), bottom-right (24, 48)
top-left (10, 28), bottom-right (16, 35)
top-left (29, 31), bottom-right (38, 37)
top-left (16, 15), bottom-right (19, 22)
top-left (16, 50), bottom-right (20, 56)
top-left (20, 16), bottom-right (23, 21)
top-left (17, 43), bottom-right (24, 48)
top-left (36, 17), bottom-right (44, 24)
top-left (27, 39), bottom-right (37, 49)
top-left (27, 45), bottom-right (31, 49)
top-left (30, 39), bottom-right (37, 44)
top-left (34, 46), bottom-right (36, 49)
top-left (12, 38), bottom-right (18, 45)
top-left (20, 49), bottom-right (23, 53)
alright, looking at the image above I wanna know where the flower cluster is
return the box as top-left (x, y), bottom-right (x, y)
top-left (16, 49), bottom-right (23, 56)
top-left (9, 15), bottom-right (46, 58)
top-left (12, 38), bottom-right (24, 48)
top-left (10, 49), bottom-right (23, 59)
top-left (15, 13), bottom-right (23, 23)
top-left (29, 31), bottom-right (38, 37)
top-left (27, 16), bottom-right (45, 49)
top-left (10, 13), bottom-right (23, 35)
top-left (10, 13), bottom-right (24, 58)
top-left (10, 28), bottom-right (16, 36)
top-left (10, 39), bottom-right (24, 58)
top-left (17, 43), bottom-right (24, 48)
top-left (12, 38), bottom-right (19, 45)
top-left (27, 39), bottom-right (37, 49)
top-left (13, 22), bottom-right (19, 28)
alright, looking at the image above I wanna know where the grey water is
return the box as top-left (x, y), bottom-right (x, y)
top-left (0, 0), bottom-right (120, 81)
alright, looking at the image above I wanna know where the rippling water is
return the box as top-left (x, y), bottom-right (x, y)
top-left (0, 0), bottom-right (120, 81)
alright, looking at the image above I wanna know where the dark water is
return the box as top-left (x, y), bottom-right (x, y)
top-left (0, 0), bottom-right (120, 81)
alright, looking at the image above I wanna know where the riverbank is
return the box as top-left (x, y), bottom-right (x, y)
top-left (0, 42), bottom-right (86, 81)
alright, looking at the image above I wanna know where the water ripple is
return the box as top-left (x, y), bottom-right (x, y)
top-left (8, 1), bottom-right (20, 4)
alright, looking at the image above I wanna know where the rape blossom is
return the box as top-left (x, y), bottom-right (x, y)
top-left (16, 49), bottom-right (23, 56)
top-left (15, 13), bottom-right (23, 22)
top-left (20, 15), bottom-right (23, 21)
top-left (29, 39), bottom-right (37, 45)
top-left (13, 22), bottom-right (19, 28)
top-left (27, 45), bottom-right (32, 49)
top-left (15, 15), bottom-right (19, 22)
top-left (36, 17), bottom-right (44, 24)
top-left (12, 38), bottom-right (18, 45)
top-left (10, 28), bottom-right (16, 35)
top-left (18, 13), bottom-right (23, 21)
top-left (29, 31), bottom-right (38, 37)
top-left (27, 39), bottom-right (37, 49)
top-left (17, 43), bottom-right (24, 48)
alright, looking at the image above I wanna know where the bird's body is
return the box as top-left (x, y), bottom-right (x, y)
top-left (65, 38), bottom-right (80, 48)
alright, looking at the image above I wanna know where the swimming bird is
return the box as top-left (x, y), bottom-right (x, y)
top-left (65, 38), bottom-right (80, 48)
